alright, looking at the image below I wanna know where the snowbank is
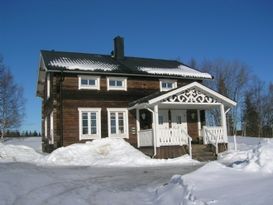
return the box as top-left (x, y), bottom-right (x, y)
top-left (41, 138), bottom-right (196, 166)
top-left (220, 139), bottom-right (273, 173)
top-left (0, 138), bottom-right (196, 167)
top-left (153, 175), bottom-right (205, 205)
top-left (0, 143), bottom-right (42, 162)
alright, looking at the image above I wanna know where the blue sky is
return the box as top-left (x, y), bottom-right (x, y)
top-left (0, 0), bottom-right (272, 132)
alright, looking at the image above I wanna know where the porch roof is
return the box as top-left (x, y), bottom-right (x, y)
top-left (129, 82), bottom-right (237, 110)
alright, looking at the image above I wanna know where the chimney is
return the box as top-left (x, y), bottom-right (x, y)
top-left (113, 36), bottom-right (124, 60)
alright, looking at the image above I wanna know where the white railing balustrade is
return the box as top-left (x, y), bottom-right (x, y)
top-left (202, 126), bottom-right (227, 154)
top-left (139, 129), bottom-right (153, 147)
top-left (203, 126), bottom-right (226, 144)
top-left (158, 128), bottom-right (188, 146)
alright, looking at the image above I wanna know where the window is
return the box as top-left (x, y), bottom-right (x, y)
top-left (160, 79), bottom-right (177, 91)
top-left (107, 77), bottom-right (127, 91)
top-left (78, 75), bottom-right (100, 90)
top-left (47, 74), bottom-right (50, 99)
top-left (78, 108), bottom-right (101, 140)
top-left (107, 108), bottom-right (128, 138)
top-left (158, 116), bottom-right (164, 125)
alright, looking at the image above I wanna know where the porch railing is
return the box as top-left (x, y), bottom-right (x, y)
top-left (202, 126), bottom-right (226, 154)
top-left (158, 128), bottom-right (189, 146)
top-left (139, 129), bottom-right (153, 147)
top-left (138, 127), bottom-right (192, 158)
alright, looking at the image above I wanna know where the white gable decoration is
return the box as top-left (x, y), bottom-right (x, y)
top-left (164, 88), bottom-right (218, 104)
top-left (148, 82), bottom-right (236, 107)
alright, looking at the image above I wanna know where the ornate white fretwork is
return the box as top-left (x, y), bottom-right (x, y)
top-left (163, 88), bottom-right (218, 104)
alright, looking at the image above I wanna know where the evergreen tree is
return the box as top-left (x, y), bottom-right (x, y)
top-left (243, 92), bottom-right (259, 136)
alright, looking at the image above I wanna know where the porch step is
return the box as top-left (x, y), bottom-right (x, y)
top-left (191, 144), bottom-right (217, 162)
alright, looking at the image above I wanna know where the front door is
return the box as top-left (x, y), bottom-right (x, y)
top-left (171, 110), bottom-right (187, 132)
top-left (187, 110), bottom-right (199, 143)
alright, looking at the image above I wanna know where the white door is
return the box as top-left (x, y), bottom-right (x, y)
top-left (158, 110), bottom-right (169, 129)
top-left (171, 110), bottom-right (187, 133)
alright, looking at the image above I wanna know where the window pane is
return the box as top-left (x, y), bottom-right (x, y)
top-left (109, 80), bottom-right (116, 86)
top-left (176, 116), bottom-right (182, 124)
top-left (167, 82), bottom-right (173, 88)
top-left (82, 112), bottom-right (88, 134)
top-left (116, 80), bottom-right (122, 87)
top-left (88, 79), bottom-right (96, 85)
top-left (162, 82), bottom-right (167, 88)
top-left (159, 116), bottom-right (163, 125)
top-left (110, 113), bottom-right (116, 134)
top-left (82, 127), bottom-right (88, 134)
top-left (118, 112), bottom-right (124, 133)
top-left (90, 112), bottom-right (97, 134)
top-left (81, 79), bottom-right (88, 85)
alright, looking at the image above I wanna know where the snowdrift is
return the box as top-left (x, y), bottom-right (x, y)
top-left (153, 175), bottom-right (205, 205)
top-left (220, 139), bottom-right (273, 173)
top-left (0, 143), bottom-right (42, 162)
top-left (0, 138), bottom-right (195, 166)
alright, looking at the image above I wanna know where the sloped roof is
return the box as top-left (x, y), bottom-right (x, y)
top-left (40, 50), bottom-right (212, 79)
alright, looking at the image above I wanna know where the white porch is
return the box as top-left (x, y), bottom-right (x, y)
top-left (129, 82), bottom-right (237, 157)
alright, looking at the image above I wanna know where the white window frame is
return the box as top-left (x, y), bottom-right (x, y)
top-left (107, 108), bottom-right (129, 138)
top-left (78, 75), bottom-right (100, 90)
top-left (78, 108), bottom-right (101, 140)
top-left (107, 77), bottom-right (127, 91)
top-left (47, 74), bottom-right (50, 99)
top-left (49, 111), bottom-right (54, 144)
top-left (159, 79), bottom-right (177, 91)
top-left (44, 116), bottom-right (48, 139)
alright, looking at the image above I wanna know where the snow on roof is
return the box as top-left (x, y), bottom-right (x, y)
top-left (138, 65), bottom-right (212, 79)
top-left (48, 57), bottom-right (118, 71)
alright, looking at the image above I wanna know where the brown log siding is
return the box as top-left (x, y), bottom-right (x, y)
top-left (42, 72), bottom-right (200, 154)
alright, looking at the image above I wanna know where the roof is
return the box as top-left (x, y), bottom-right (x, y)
top-left (40, 50), bottom-right (212, 79)
top-left (129, 82), bottom-right (237, 109)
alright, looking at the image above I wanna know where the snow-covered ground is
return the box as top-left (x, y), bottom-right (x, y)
top-left (1, 136), bottom-right (273, 204)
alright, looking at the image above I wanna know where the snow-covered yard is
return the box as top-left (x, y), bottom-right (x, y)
top-left (0, 136), bottom-right (273, 204)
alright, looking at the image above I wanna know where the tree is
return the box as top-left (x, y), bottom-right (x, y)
top-left (0, 56), bottom-right (25, 139)
top-left (199, 59), bottom-right (249, 134)
top-left (243, 91), bottom-right (259, 136)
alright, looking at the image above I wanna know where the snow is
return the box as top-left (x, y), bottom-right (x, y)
top-left (48, 56), bottom-right (212, 79)
top-left (49, 57), bottom-right (118, 71)
top-left (1, 138), bottom-right (196, 166)
top-left (139, 65), bottom-right (212, 79)
top-left (1, 136), bottom-right (273, 204)
top-left (3, 137), bottom-right (42, 152)
top-left (42, 138), bottom-right (196, 166)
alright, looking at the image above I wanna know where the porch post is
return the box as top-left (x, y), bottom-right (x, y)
top-left (136, 108), bottom-right (140, 148)
top-left (153, 105), bottom-right (159, 147)
top-left (220, 104), bottom-right (228, 141)
top-left (197, 110), bottom-right (201, 138)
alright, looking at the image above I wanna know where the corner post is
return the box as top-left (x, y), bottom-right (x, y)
top-left (153, 105), bottom-right (159, 147)
top-left (220, 104), bottom-right (227, 142)
top-left (136, 109), bottom-right (140, 148)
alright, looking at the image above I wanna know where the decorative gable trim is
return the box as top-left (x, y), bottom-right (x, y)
top-left (163, 88), bottom-right (218, 104)
top-left (149, 82), bottom-right (236, 107)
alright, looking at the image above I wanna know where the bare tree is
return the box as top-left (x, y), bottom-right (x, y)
top-left (199, 59), bottom-right (249, 134)
top-left (0, 56), bottom-right (25, 139)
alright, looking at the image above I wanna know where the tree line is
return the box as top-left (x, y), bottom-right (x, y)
top-left (2, 130), bottom-right (41, 137)
top-left (189, 58), bottom-right (273, 137)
